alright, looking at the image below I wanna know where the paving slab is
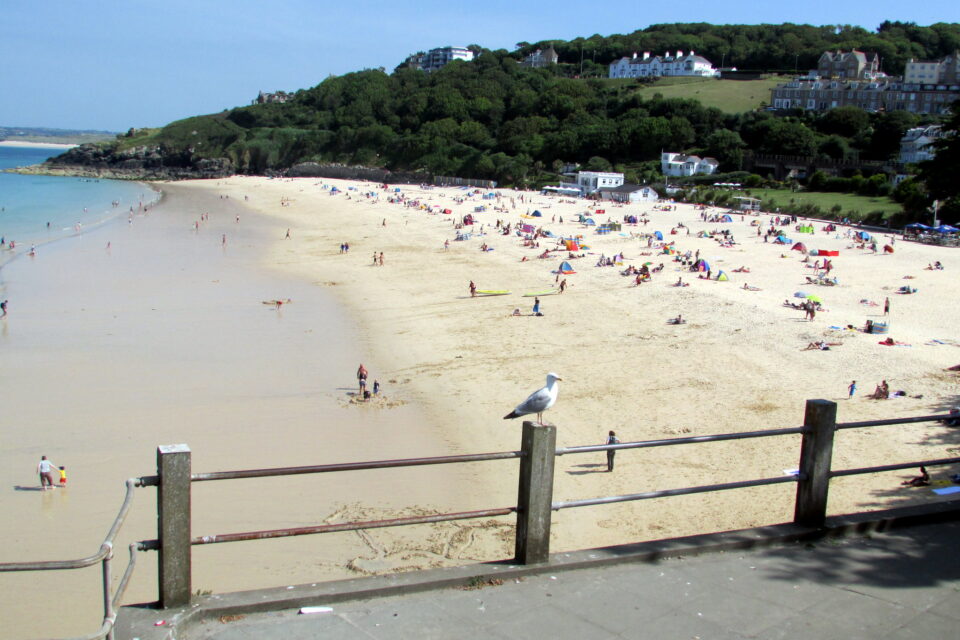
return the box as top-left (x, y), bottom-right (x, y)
top-left (173, 519), bottom-right (960, 640)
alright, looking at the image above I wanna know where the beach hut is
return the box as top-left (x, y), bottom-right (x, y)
top-left (558, 261), bottom-right (576, 274)
top-left (653, 230), bottom-right (664, 240)
top-left (791, 242), bottom-right (807, 252)
top-left (717, 271), bottom-right (729, 281)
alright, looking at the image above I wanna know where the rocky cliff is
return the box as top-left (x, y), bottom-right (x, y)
top-left (18, 143), bottom-right (234, 180)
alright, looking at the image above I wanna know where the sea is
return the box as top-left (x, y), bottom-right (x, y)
top-left (0, 145), bottom-right (152, 267)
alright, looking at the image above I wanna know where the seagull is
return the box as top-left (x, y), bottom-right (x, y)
top-left (503, 373), bottom-right (562, 425)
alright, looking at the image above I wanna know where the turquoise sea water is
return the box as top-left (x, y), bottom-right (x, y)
top-left (0, 146), bottom-right (152, 266)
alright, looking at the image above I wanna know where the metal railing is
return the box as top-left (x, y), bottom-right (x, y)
top-left (136, 399), bottom-right (960, 608)
top-left (0, 478), bottom-right (148, 640)
top-left (6, 399), bottom-right (959, 636)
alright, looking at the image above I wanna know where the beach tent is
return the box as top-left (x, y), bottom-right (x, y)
top-left (558, 261), bottom-right (576, 274)
top-left (695, 259), bottom-right (710, 272)
top-left (797, 225), bottom-right (814, 233)
top-left (653, 231), bottom-right (664, 240)
top-left (584, 218), bottom-right (596, 226)
top-left (809, 249), bottom-right (820, 256)
top-left (791, 242), bottom-right (807, 252)
top-left (564, 239), bottom-right (580, 251)
top-left (794, 291), bottom-right (808, 298)
top-left (856, 231), bottom-right (871, 240)
top-left (819, 250), bottom-right (839, 256)
top-left (717, 271), bottom-right (729, 281)
top-left (720, 214), bottom-right (733, 222)
top-left (532, 210), bottom-right (543, 217)
top-left (520, 223), bottom-right (536, 234)
top-left (626, 215), bottom-right (638, 224)
top-left (884, 244), bottom-right (895, 253)
top-left (774, 235), bottom-right (791, 244)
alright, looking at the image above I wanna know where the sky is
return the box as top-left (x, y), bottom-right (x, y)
top-left (2, 0), bottom-right (958, 132)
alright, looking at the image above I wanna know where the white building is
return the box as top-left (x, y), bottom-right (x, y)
top-left (609, 51), bottom-right (719, 79)
top-left (577, 171), bottom-right (624, 192)
top-left (899, 125), bottom-right (943, 164)
top-left (904, 51), bottom-right (960, 85)
top-left (420, 46), bottom-right (475, 72)
top-left (661, 153), bottom-right (719, 177)
top-left (522, 47), bottom-right (559, 68)
top-left (600, 184), bottom-right (659, 203)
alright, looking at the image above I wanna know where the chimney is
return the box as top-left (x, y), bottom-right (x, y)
top-left (643, 51), bottom-right (650, 60)
top-left (690, 50), bottom-right (695, 56)
top-left (677, 50), bottom-right (683, 58)
top-left (632, 52), bottom-right (637, 59)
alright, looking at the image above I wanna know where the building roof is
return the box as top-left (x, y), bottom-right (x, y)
top-left (599, 183), bottom-right (648, 193)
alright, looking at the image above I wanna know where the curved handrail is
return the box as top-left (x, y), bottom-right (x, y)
top-left (0, 478), bottom-right (142, 572)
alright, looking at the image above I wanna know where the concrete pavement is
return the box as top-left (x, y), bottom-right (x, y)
top-left (120, 513), bottom-right (960, 640)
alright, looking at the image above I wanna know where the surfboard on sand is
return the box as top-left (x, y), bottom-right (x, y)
top-left (475, 290), bottom-right (511, 296)
top-left (523, 290), bottom-right (559, 297)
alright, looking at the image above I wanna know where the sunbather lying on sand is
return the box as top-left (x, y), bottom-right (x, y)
top-left (667, 315), bottom-right (686, 325)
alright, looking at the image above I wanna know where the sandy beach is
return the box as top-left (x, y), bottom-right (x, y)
top-left (2, 176), bottom-right (958, 637)
top-left (0, 140), bottom-right (78, 149)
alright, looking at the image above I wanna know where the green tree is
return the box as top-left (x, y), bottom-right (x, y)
top-left (703, 129), bottom-right (745, 170)
top-left (917, 105), bottom-right (960, 220)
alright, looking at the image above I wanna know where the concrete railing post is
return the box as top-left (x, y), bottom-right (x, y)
top-left (157, 444), bottom-right (192, 607)
top-left (514, 421), bottom-right (557, 565)
top-left (794, 400), bottom-right (837, 527)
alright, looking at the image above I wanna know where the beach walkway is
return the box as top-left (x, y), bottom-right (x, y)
top-left (121, 518), bottom-right (959, 640)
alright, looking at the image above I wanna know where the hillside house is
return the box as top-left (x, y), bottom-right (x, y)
top-left (608, 51), bottom-right (719, 79)
top-left (899, 125), bottom-right (943, 164)
top-left (522, 47), bottom-right (559, 68)
top-left (817, 50), bottom-right (882, 80)
top-left (661, 153), bottom-right (719, 177)
top-left (600, 184), bottom-right (659, 203)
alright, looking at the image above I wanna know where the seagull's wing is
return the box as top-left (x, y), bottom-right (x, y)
top-left (504, 385), bottom-right (553, 419)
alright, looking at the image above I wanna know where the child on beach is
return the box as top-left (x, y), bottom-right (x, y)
top-left (848, 380), bottom-right (857, 399)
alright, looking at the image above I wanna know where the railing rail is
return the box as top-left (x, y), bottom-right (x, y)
top-left (0, 477), bottom-right (147, 640)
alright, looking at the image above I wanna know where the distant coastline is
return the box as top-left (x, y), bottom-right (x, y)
top-left (0, 140), bottom-right (78, 149)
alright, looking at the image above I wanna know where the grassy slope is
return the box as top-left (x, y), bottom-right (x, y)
top-left (745, 188), bottom-right (901, 217)
top-left (624, 76), bottom-right (785, 113)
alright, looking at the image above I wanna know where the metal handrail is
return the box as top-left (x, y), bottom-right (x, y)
top-left (191, 450), bottom-right (523, 482)
top-left (0, 478), bottom-right (146, 640)
top-left (831, 457), bottom-right (960, 478)
top-left (836, 413), bottom-right (954, 430)
top-left (186, 506), bottom-right (516, 546)
top-left (556, 426), bottom-right (807, 455)
top-left (554, 475), bottom-right (802, 510)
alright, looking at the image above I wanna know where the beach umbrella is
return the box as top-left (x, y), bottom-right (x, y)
top-left (806, 294), bottom-right (822, 303)
top-left (935, 224), bottom-right (958, 233)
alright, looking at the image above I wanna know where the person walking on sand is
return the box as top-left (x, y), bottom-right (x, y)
top-left (884, 297), bottom-right (890, 316)
top-left (37, 455), bottom-right (57, 490)
top-left (285, 228), bottom-right (291, 239)
top-left (1, 299), bottom-right (7, 317)
top-left (378, 252), bottom-right (384, 266)
top-left (469, 281), bottom-right (476, 297)
top-left (559, 279), bottom-right (567, 294)
top-left (606, 430), bottom-right (620, 472)
top-left (532, 297), bottom-right (541, 315)
top-left (357, 364), bottom-right (368, 393)
top-left (848, 380), bottom-right (857, 399)
top-left (372, 252), bottom-right (378, 265)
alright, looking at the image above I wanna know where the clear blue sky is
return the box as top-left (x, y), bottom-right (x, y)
top-left (2, 0), bottom-right (958, 132)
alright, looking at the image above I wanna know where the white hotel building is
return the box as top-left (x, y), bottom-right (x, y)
top-left (609, 51), bottom-right (719, 79)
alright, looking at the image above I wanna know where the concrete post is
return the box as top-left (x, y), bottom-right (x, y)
top-left (794, 400), bottom-right (837, 527)
top-left (157, 444), bottom-right (192, 607)
top-left (515, 421), bottom-right (557, 564)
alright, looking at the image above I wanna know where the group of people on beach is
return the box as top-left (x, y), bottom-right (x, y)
top-left (356, 364), bottom-right (380, 401)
